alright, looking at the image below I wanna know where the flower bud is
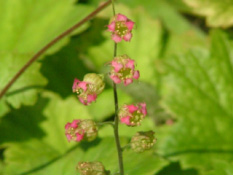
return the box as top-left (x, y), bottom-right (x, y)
top-left (110, 55), bottom-right (140, 86)
top-left (72, 73), bottom-right (105, 105)
top-left (131, 131), bottom-right (156, 153)
top-left (77, 161), bottom-right (110, 175)
top-left (107, 13), bottom-right (135, 43)
top-left (65, 119), bottom-right (98, 142)
top-left (79, 119), bottom-right (98, 142)
top-left (118, 103), bottom-right (147, 126)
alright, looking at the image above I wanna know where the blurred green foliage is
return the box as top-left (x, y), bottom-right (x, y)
top-left (0, 0), bottom-right (233, 175)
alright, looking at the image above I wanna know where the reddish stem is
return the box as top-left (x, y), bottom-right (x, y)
top-left (0, 0), bottom-right (111, 99)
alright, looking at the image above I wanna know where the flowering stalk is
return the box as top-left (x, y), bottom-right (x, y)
top-left (111, 1), bottom-right (125, 174)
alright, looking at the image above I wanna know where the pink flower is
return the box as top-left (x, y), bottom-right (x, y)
top-left (107, 13), bottom-right (135, 43)
top-left (65, 119), bottom-right (98, 142)
top-left (65, 120), bottom-right (83, 142)
top-left (109, 55), bottom-right (140, 86)
top-left (72, 73), bottom-right (105, 105)
top-left (118, 103), bottom-right (147, 126)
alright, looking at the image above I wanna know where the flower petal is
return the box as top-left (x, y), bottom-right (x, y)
top-left (65, 122), bottom-right (71, 129)
top-left (78, 96), bottom-right (87, 105)
top-left (133, 70), bottom-right (140, 80)
top-left (125, 59), bottom-right (135, 69)
top-left (108, 22), bottom-right (115, 32)
top-left (117, 13), bottom-right (128, 21)
top-left (66, 134), bottom-right (72, 142)
top-left (123, 32), bottom-right (132, 41)
top-left (112, 60), bottom-right (123, 72)
top-left (110, 75), bottom-right (121, 84)
top-left (140, 103), bottom-right (147, 115)
top-left (112, 34), bottom-right (122, 43)
top-left (76, 133), bottom-right (84, 142)
top-left (87, 94), bottom-right (97, 104)
top-left (124, 78), bottom-right (133, 86)
top-left (127, 104), bottom-right (138, 113)
top-left (71, 120), bottom-right (80, 128)
top-left (72, 78), bottom-right (80, 92)
top-left (125, 21), bottom-right (135, 31)
top-left (77, 81), bottom-right (88, 91)
top-left (120, 116), bottom-right (131, 125)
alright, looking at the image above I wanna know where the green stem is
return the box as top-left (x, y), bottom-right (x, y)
top-left (111, 0), bottom-right (116, 16)
top-left (111, 1), bottom-right (124, 174)
top-left (113, 80), bottom-right (124, 175)
top-left (0, 0), bottom-right (111, 99)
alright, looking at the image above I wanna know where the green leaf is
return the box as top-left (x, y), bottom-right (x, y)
top-left (2, 91), bottom-right (168, 175)
top-left (0, 0), bottom-right (93, 111)
top-left (156, 162), bottom-right (198, 175)
top-left (175, 0), bottom-right (233, 28)
top-left (121, 0), bottom-right (192, 34)
top-left (157, 30), bottom-right (233, 174)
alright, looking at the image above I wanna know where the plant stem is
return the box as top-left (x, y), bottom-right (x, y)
top-left (0, 0), bottom-right (111, 99)
top-left (111, 1), bottom-right (124, 174)
top-left (113, 80), bottom-right (124, 175)
top-left (111, 0), bottom-right (116, 16)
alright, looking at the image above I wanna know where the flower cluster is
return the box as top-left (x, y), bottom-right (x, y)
top-left (131, 131), bottom-right (156, 153)
top-left (65, 119), bottom-right (98, 142)
top-left (77, 161), bottom-right (110, 175)
top-left (110, 54), bottom-right (140, 86)
top-left (65, 10), bottom-right (156, 174)
top-left (118, 103), bottom-right (147, 126)
top-left (72, 73), bottom-right (105, 105)
top-left (108, 13), bottom-right (135, 43)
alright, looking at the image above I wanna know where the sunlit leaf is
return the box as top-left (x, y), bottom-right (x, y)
top-left (2, 92), bottom-right (168, 175)
top-left (0, 0), bottom-right (93, 111)
top-left (157, 30), bottom-right (233, 174)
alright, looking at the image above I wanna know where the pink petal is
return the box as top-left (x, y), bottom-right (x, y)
top-left (140, 103), bottom-right (147, 115)
top-left (112, 60), bottom-right (123, 72)
top-left (125, 21), bottom-right (135, 31)
top-left (117, 13), bottom-right (128, 21)
top-left (112, 34), bottom-right (122, 43)
top-left (133, 70), bottom-right (140, 79)
top-left (87, 94), bottom-right (97, 104)
top-left (108, 22), bottom-right (115, 32)
top-left (65, 122), bottom-right (71, 129)
top-left (124, 78), bottom-right (133, 86)
top-left (71, 120), bottom-right (80, 128)
top-left (110, 75), bottom-right (121, 84)
top-left (77, 81), bottom-right (88, 91)
top-left (125, 59), bottom-right (135, 69)
top-left (123, 32), bottom-right (132, 41)
top-left (72, 78), bottom-right (80, 92)
top-left (127, 104), bottom-right (138, 113)
top-left (76, 133), bottom-right (84, 142)
top-left (120, 116), bottom-right (131, 125)
top-left (79, 96), bottom-right (87, 105)
top-left (66, 134), bottom-right (72, 142)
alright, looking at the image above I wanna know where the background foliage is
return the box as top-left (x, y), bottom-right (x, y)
top-left (0, 0), bottom-right (233, 174)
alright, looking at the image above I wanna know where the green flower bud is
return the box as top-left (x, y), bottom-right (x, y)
top-left (83, 73), bottom-right (105, 95)
top-left (77, 161), bottom-right (110, 175)
top-left (79, 120), bottom-right (98, 142)
top-left (131, 131), bottom-right (156, 153)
